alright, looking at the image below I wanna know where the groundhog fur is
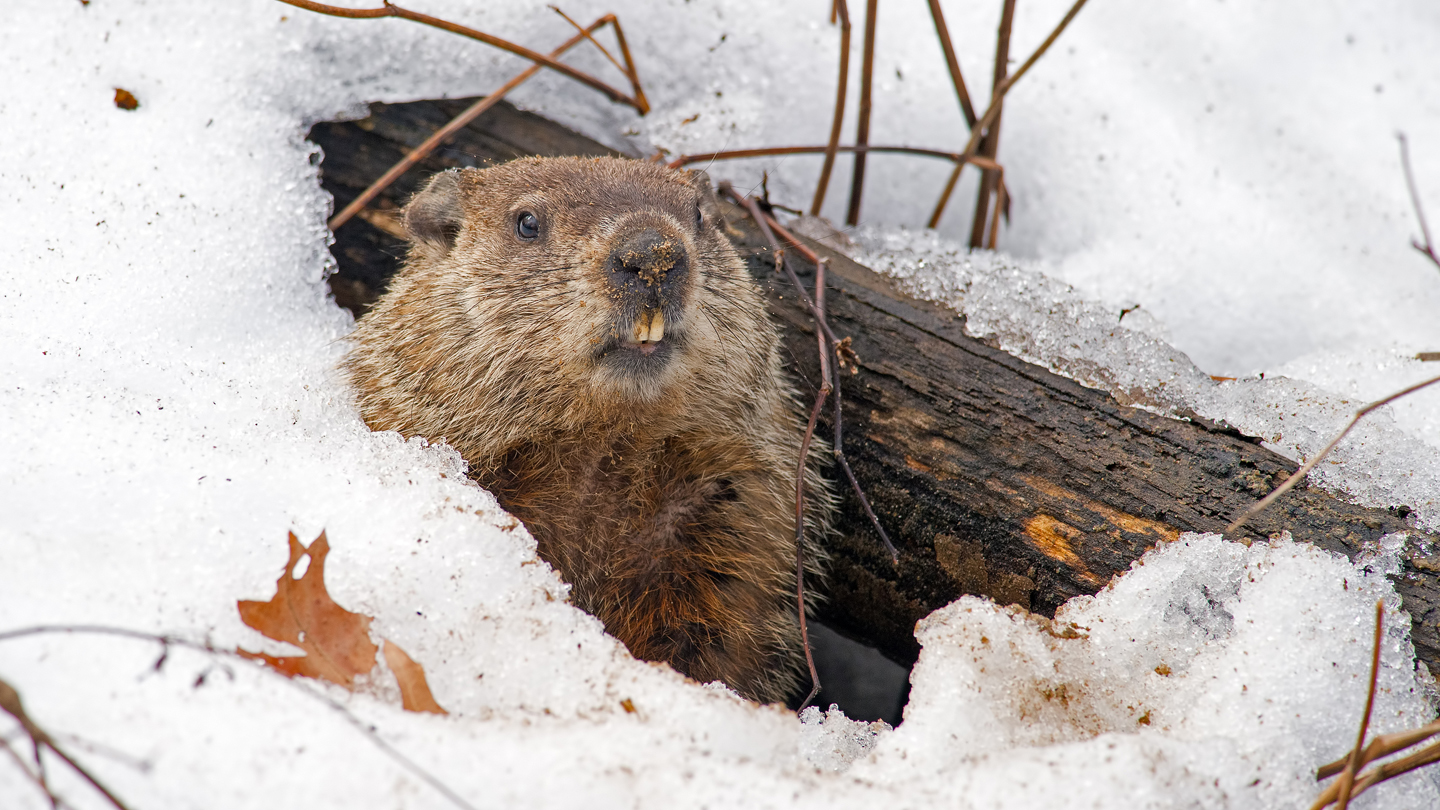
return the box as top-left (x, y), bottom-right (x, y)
top-left (344, 156), bottom-right (833, 704)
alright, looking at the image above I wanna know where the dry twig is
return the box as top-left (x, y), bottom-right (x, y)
top-left (968, 0), bottom-right (1015, 249)
top-left (928, 0), bottom-right (1091, 228)
top-left (1398, 133), bottom-right (1440, 272)
top-left (670, 144), bottom-right (1001, 171)
top-left (1, 674), bottom-right (132, 810)
top-left (719, 182), bottom-right (900, 708)
top-left (1310, 603), bottom-right (1440, 808)
top-left (331, 18), bottom-right (611, 229)
top-left (925, 0), bottom-right (978, 129)
top-left (845, 0), bottom-right (880, 226)
top-left (792, 257), bottom-right (833, 711)
top-left (0, 625), bottom-right (478, 810)
top-left (1225, 373), bottom-right (1440, 536)
top-left (280, 2), bottom-right (648, 231)
top-left (811, 0), bottom-right (851, 216)
top-left (277, 0), bottom-right (646, 110)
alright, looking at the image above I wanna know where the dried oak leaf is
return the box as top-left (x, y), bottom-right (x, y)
top-left (113, 88), bottom-right (139, 111)
top-left (238, 531), bottom-right (447, 715)
top-left (238, 531), bottom-right (377, 689)
top-left (382, 640), bottom-right (447, 715)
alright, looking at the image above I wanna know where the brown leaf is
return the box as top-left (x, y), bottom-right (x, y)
top-left (113, 88), bottom-right (139, 111)
top-left (238, 531), bottom-right (377, 689)
top-left (382, 640), bottom-right (447, 715)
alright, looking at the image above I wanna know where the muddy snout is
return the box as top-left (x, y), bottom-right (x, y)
top-left (605, 227), bottom-right (689, 350)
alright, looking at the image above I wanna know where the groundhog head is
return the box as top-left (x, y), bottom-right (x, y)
top-left (348, 157), bottom-right (777, 459)
top-left (402, 157), bottom-right (743, 405)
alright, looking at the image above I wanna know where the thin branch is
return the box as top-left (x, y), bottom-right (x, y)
top-left (986, 171), bottom-right (1007, 249)
top-left (1335, 601), bottom-right (1385, 810)
top-left (845, 0), bottom-right (879, 226)
top-left (720, 183), bottom-right (899, 562)
top-left (1309, 603), bottom-right (1440, 809)
top-left (929, 0), bottom-right (1091, 228)
top-left (0, 625), bottom-right (478, 810)
top-left (811, 0), bottom-right (851, 216)
top-left (275, 0), bottom-right (645, 110)
top-left (0, 736), bottom-right (66, 810)
top-left (1225, 373), bottom-right (1440, 536)
top-left (670, 143), bottom-right (1002, 171)
top-left (330, 16), bottom-right (612, 230)
top-left (1318, 719), bottom-right (1440, 781)
top-left (1398, 133), bottom-right (1440, 271)
top-left (602, 15), bottom-right (649, 114)
top-left (547, 6), bottom-right (649, 113)
top-left (925, 0), bottom-right (977, 128)
top-left (549, 6), bottom-right (623, 77)
top-left (968, 0), bottom-right (1015, 249)
top-left (794, 258), bottom-right (834, 712)
top-left (764, 215), bottom-right (899, 562)
top-left (1, 676), bottom-right (132, 810)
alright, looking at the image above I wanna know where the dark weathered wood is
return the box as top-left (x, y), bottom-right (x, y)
top-left (310, 97), bottom-right (1440, 682)
top-left (733, 229), bottom-right (1439, 668)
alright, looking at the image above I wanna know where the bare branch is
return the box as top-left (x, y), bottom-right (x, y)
top-left (968, 0), bottom-right (1015, 249)
top-left (1, 676), bottom-right (132, 810)
top-left (794, 258), bottom-right (834, 711)
top-left (275, 1), bottom-right (645, 110)
top-left (845, 0), bottom-right (879, 226)
top-left (330, 15), bottom-right (621, 230)
top-left (670, 143), bottom-right (1002, 170)
top-left (929, 0), bottom-right (1091, 228)
top-left (0, 626), bottom-right (478, 810)
top-left (1398, 133), bottom-right (1440, 271)
top-left (720, 183), bottom-right (899, 561)
top-left (811, 0), bottom-right (851, 216)
top-left (1225, 373), bottom-right (1440, 536)
top-left (1333, 601), bottom-right (1385, 810)
top-left (925, 0), bottom-right (977, 128)
top-left (547, 7), bottom-right (649, 113)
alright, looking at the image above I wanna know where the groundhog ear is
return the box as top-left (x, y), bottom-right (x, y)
top-left (685, 169), bottom-right (716, 198)
top-left (403, 170), bottom-right (465, 254)
top-left (685, 169), bottom-right (723, 221)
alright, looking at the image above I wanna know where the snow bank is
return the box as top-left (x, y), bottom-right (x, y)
top-left (2, 0), bottom-right (1439, 808)
top-left (858, 533), bottom-right (1439, 808)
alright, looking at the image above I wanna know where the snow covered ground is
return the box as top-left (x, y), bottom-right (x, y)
top-left (3, 0), bottom-right (1439, 807)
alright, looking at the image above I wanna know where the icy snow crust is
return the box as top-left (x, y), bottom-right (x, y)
top-left (2, 1), bottom-right (1439, 808)
top-left (856, 230), bottom-right (1440, 532)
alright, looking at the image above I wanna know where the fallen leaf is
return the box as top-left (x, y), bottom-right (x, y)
top-left (238, 531), bottom-right (377, 688)
top-left (113, 88), bottom-right (139, 111)
top-left (238, 531), bottom-right (447, 715)
top-left (382, 640), bottom-right (447, 715)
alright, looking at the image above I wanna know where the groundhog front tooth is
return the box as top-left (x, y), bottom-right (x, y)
top-left (632, 316), bottom-right (649, 344)
top-left (648, 311), bottom-right (665, 343)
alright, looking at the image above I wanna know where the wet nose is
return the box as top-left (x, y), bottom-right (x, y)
top-left (606, 228), bottom-right (688, 304)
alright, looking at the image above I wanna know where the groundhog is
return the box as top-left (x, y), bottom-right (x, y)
top-left (344, 156), bottom-right (832, 703)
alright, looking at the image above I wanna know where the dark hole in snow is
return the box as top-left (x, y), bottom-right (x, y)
top-left (792, 621), bottom-right (910, 726)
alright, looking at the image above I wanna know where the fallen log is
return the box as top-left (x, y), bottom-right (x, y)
top-left (309, 97), bottom-right (1440, 692)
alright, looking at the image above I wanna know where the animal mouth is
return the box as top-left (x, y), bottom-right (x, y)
top-left (595, 308), bottom-right (680, 375)
top-left (621, 310), bottom-right (665, 355)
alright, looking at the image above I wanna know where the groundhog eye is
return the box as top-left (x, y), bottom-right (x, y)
top-left (516, 211), bottom-right (540, 240)
top-left (694, 203), bottom-right (704, 230)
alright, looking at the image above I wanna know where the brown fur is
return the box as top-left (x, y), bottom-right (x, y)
top-left (344, 156), bottom-right (831, 703)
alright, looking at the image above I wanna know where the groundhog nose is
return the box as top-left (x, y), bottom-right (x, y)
top-left (607, 228), bottom-right (689, 295)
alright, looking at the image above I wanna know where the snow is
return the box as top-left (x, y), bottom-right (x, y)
top-left (855, 233), bottom-right (1440, 531)
top-left (2, 0), bottom-right (1439, 808)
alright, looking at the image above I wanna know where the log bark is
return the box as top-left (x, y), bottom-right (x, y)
top-left (309, 97), bottom-right (1440, 679)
